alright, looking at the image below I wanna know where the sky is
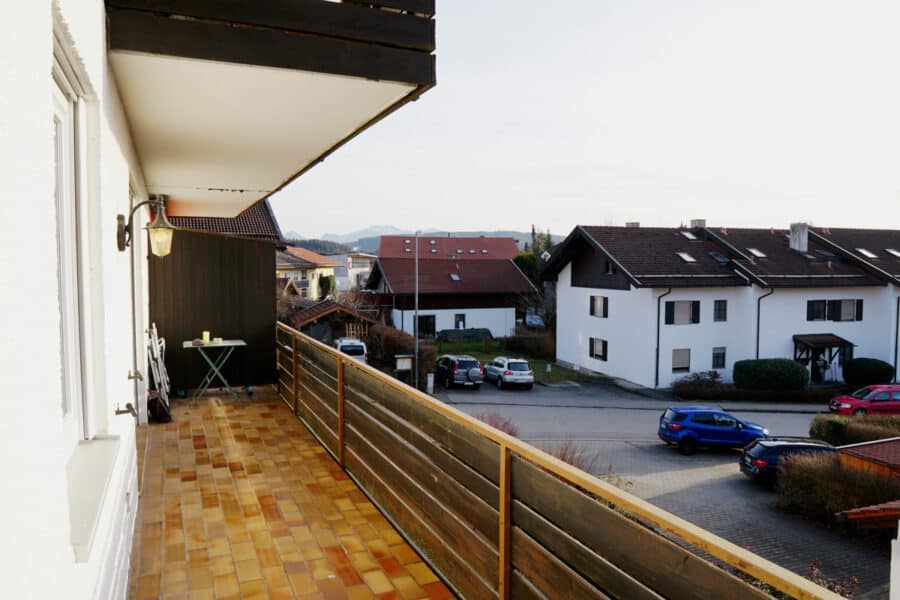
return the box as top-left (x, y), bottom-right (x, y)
top-left (270, 1), bottom-right (900, 239)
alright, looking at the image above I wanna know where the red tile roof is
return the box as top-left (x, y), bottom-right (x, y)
top-left (373, 258), bottom-right (535, 295)
top-left (840, 437), bottom-right (900, 468)
top-left (378, 235), bottom-right (520, 260)
top-left (284, 246), bottom-right (342, 268)
top-left (169, 201), bottom-right (282, 242)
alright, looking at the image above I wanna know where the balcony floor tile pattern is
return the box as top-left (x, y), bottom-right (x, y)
top-left (129, 390), bottom-right (453, 600)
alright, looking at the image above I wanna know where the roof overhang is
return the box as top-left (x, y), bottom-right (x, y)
top-left (106, 0), bottom-right (435, 217)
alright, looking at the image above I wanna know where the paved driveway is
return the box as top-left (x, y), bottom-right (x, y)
top-left (441, 381), bottom-right (891, 598)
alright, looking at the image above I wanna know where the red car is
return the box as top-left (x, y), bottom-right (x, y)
top-left (828, 384), bottom-right (900, 415)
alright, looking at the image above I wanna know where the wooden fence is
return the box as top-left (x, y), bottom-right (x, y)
top-left (276, 323), bottom-right (838, 600)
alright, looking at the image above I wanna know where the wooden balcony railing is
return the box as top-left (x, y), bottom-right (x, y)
top-left (275, 322), bottom-right (839, 600)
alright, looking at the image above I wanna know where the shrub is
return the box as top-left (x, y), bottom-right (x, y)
top-left (503, 333), bottom-right (556, 361)
top-left (842, 358), bottom-right (895, 386)
top-left (367, 324), bottom-right (437, 390)
top-left (539, 438), bottom-right (600, 474)
top-left (672, 371), bottom-right (725, 398)
top-left (777, 453), bottom-right (900, 522)
top-left (475, 412), bottom-right (518, 436)
top-left (673, 381), bottom-right (845, 404)
top-left (733, 358), bottom-right (809, 391)
top-left (809, 414), bottom-right (900, 445)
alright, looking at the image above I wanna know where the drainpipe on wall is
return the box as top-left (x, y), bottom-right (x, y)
top-left (756, 288), bottom-right (774, 359)
top-left (655, 288), bottom-right (672, 388)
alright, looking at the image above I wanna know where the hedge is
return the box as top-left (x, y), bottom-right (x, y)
top-left (842, 357), bottom-right (895, 386)
top-left (809, 414), bottom-right (900, 446)
top-left (672, 372), bottom-right (845, 403)
top-left (733, 358), bottom-right (809, 391)
top-left (777, 453), bottom-right (900, 522)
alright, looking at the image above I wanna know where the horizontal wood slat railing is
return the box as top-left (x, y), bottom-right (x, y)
top-left (275, 323), bottom-right (840, 600)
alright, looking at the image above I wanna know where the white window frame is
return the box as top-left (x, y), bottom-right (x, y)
top-left (53, 35), bottom-right (92, 441)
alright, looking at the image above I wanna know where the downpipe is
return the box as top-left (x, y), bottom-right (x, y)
top-left (756, 288), bottom-right (774, 359)
top-left (655, 288), bottom-right (672, 388)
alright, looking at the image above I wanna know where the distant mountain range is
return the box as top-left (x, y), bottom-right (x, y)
top-left (282, 226), bottom-right (563, 254)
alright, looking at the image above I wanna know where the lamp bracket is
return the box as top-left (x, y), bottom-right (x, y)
top-left (116, 195), bottom-right (167, 252)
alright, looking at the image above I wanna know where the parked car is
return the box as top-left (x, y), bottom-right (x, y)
top-left (740, 437), bottom-right (837, 485)
top-left (484, 357), bottom-right (534, 390)
top-left (658, 406), bottom-right (769, 455)
top-left (436, 355), bottom-right (483, 389)
top-left (334, 337), bottom-right (368, 364)
top-left (828, 384), bottom-right (900, 415)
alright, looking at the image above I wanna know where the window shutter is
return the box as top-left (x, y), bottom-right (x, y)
top-left (855, 299), bottom-right (863, 321)
top-left (602, 297), bottom-right (609, 318)
top-left (665, 301), bottom-right (674, 325)
top-left (691, 301), bottom-right (701, 324)
top-left (602, 339), bottom-right (608, 361)
top-left (589, 297), bottom-right (594, 316)
top-left (827, 300), bottom-right (841, 321)
top-left (806, 301), bottom-right (815, 321)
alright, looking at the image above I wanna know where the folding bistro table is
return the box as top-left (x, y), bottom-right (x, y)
top-left (182, 339), bottom-right (247, 404)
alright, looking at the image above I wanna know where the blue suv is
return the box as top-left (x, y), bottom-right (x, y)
top-left (658, 406), bottom-right (768, 455)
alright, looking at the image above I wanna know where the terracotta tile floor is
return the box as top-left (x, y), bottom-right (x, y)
top-left (129, 389), bottom-right (453, 600)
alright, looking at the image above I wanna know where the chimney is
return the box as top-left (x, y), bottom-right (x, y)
top-left (625, 222), bottom-right (640, 228)
top-left (789, 222), bottom-right (808, 253)
top-left (690, 219), bottom-right (706, 229)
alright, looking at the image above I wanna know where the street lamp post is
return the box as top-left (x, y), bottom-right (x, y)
top-left (414, 230), bottom-right (420, 389)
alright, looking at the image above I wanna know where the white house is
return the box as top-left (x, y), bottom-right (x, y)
top-left (329, 251), bottom-right (377, 291)
top-left (544, 222), bottom-right (900, 388)
top-left (2, 1), bottom-right (434, 598)
top-left (366, 236), bottom-right (534, 338)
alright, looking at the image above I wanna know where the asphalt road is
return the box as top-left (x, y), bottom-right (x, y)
top-left (441, 381), bottom-right (891, 598)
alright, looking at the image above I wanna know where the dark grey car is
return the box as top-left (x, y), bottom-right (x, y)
top-left (436, 355), bottom-right (483, 389)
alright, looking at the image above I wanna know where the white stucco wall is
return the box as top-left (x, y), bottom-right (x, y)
top-left (0, 2), bottom-right (145, 598)
top-left (556, 258), bottom-right (900, 388)
top-left (757, 286), bottom-right (897, 382)
top-left (393, 307), bottom-right (516, 338)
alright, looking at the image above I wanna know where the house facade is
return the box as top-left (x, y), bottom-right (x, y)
top-left (544, 222), bottom-right (900, 388)
top-left (366, 235), bottom-right (534, 338)
top-left (276, 247), bottom-right (341, 300)
top-left (329, 251), bottom-right (377, 291)
top-left (3, 1), bottom-right (434, 598)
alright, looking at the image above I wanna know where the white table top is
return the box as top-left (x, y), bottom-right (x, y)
top-left (182, 339), bottom-right (247, 349)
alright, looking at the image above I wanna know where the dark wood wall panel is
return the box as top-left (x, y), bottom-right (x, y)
top-left (149, 230), bottom-right (276, 392)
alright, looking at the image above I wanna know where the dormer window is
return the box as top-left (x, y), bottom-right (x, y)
top-left (856, 248), bottom-right (878, 259)
top-left (747, 248), bottom-right (767, 258)
top-left (886, 249), bottom-right (900, 258)
top-left (680, 231), bottom-right (698, 240)
top-left (450, 273), bottom-right (461, 281)
top-left (676, 252), bottom-right (696, 263)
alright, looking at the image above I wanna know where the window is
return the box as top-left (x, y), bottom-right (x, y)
top-left (712, 347), bottom-right (726, 369)
top-left (855, 248), bottom-right (878, 259)
top-left (709, 251), bottom-right (729, 264)
top-left (589, 296), bottom-right (608, 318)
top-left (454, 314), bottom-right (466, 329)
top-left (417, 315), bottom-right (436, 337)
top-left (672, 349), bottom-right (691, 372)
top-left (691, 413), bottom-right (715, 425)
top-left (871, 392), bottom-right (891, 403)
top-left (714, 414), bottom-right (737, 428)
top-left (806, 300), bottom-right (826, 321)
top-left (665, 300), bottom-right (700, 325)
top-left (589, 338), bottom-right (608, 361)
top-left (449, 273), bottom-right (461, 281)
top-left (680, 231), bottom-right (698, 240)
top-left (747, 248), bottom-right (767, 258)
top-left (714, 300), bottom-right (727, 322)
top-left (676, 252), bottom-right (696, 263)
top-left (808, 299), bottom-right (864, 321)
top-left (886, 249), bottom-right (900, 258)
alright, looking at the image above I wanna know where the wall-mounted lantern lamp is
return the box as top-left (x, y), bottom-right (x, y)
top-left (117, 195), bottom-right (175, 257)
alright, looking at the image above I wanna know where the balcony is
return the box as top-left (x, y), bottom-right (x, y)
top-left (129, 323), bottom-right (838, 599)
top-left (106, 0), bottom-right (435, 218)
